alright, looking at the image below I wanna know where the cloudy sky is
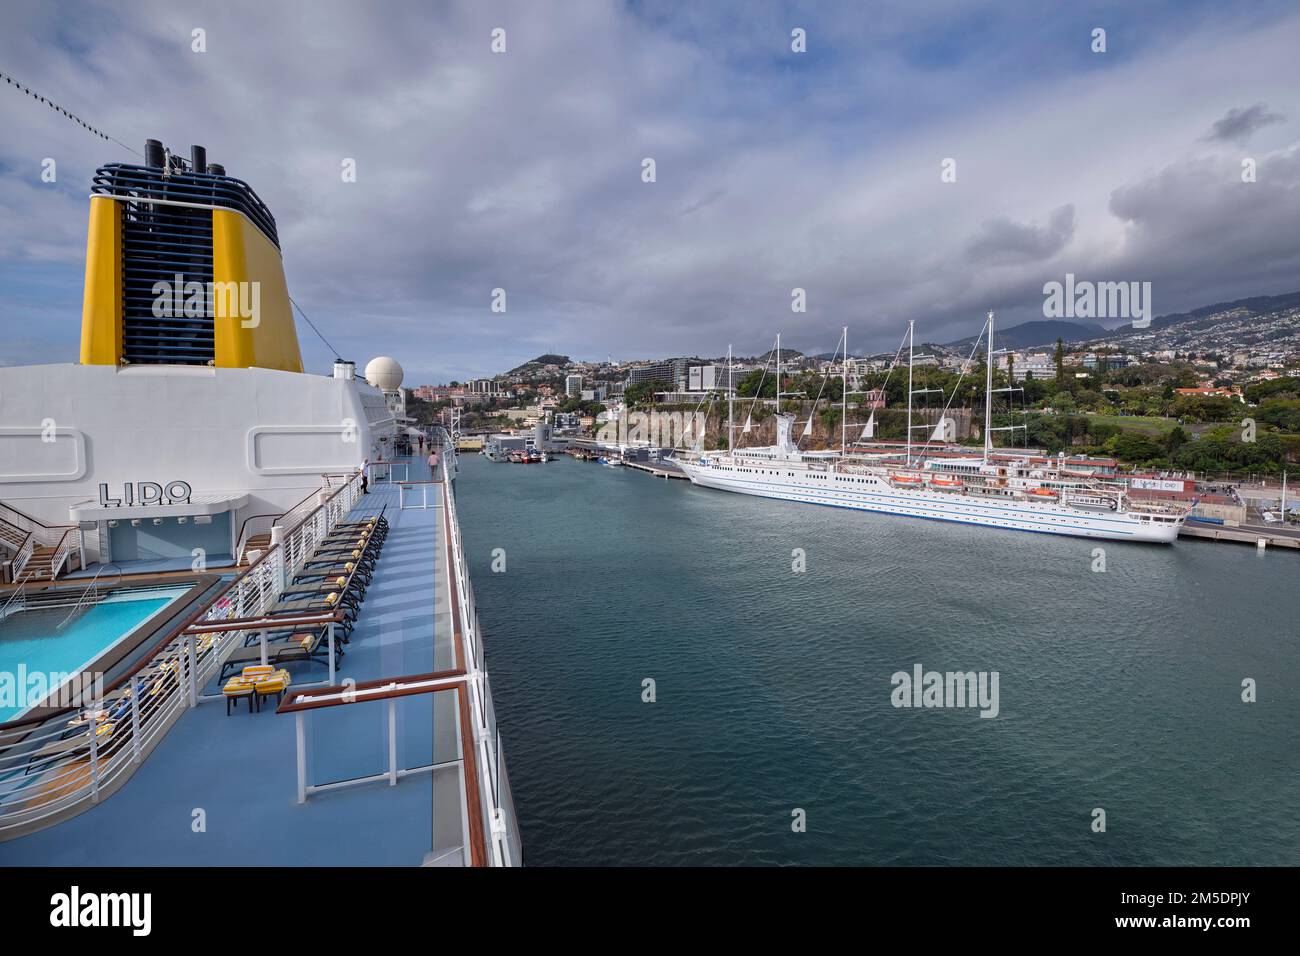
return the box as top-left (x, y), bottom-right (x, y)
top-left (1, 0), bottom-right (1298, 384)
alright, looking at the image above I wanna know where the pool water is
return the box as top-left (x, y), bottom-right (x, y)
top-left (0, 590), bottom-right (185, 722)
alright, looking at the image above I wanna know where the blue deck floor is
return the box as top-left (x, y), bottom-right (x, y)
top-left (0, 458), bottom-right (453, 866)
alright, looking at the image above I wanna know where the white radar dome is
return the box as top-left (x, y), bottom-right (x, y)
top-left (365, 356), bottom-right (404, 390)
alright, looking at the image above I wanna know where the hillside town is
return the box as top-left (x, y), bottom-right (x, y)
top-left (405, 291), bottom-right (1300, 478)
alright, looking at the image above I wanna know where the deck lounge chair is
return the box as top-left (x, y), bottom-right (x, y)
top-left (219, 627), bottom-right (342, 680)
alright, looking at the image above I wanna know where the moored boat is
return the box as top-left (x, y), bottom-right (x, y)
top-left (677, 317), bottom-right (1192, 544)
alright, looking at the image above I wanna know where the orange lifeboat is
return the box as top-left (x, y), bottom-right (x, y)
top-left (929, 477), bottom-right (963, 489)
top-left (1027, 487), bottom-right (1058, 498)
top-left (890, 473), bottom-right (924, 485)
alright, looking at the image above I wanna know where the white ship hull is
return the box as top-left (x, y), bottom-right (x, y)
top-left (679, 458), bottom-right (1182, 543)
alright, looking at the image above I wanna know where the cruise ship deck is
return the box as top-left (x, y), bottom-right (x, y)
top-left (0, 454), bottom-right (519, 866)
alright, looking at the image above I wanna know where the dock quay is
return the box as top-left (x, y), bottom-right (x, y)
top-left (623, 460), bottom-right (689, 480)
top-left (1179, 522), bottom-right (1300, 550)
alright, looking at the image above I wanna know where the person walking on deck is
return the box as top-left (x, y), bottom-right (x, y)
top-left (427, 449), bottom-right (440, 477)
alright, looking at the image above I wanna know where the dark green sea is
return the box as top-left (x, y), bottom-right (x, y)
top-left (455, 454), bottom-right (1299, 866)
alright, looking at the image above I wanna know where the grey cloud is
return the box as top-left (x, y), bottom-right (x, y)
top-left (964, 205), bottom-right (1075, 265)
top-left (1204, 102), bottom-right (1285, 143)
top-left (1104, 147), bottom-right (1300, 311)
top-left (2, 1), bottom-right (1300, 381)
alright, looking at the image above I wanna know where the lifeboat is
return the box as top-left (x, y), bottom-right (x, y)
top-left (929, 477), bottom-right (963, 489)
top-left (890, 473), bottom-right (924, 486)
top-left (1027, 487), bottom-right (1058, 498)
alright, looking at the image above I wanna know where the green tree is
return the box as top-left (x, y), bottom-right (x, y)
top-left (1256, 398), bottom-right (1300, 432)
top-left (623, 379), bottom-right (668, 407)
top-left (1049, 390), bottom-right (1076, 413)
top-left (1112, 432), bottom-right (1163, 463)
top-left (736, 369), bottom-right (776, 399)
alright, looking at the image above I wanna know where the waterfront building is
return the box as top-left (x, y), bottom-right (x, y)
top-left (687, 364), bottom-right (739, 392)
top-left (999, 352), bottom-right (1055, 382)
top-left (627, 359), bottom-right (688, 390)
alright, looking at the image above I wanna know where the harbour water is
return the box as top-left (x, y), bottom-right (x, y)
top-left (456, 454), bottom-right (1299, 866)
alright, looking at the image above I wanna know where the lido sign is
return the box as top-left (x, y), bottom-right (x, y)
top-left (98, 480), bottom-right (193, 508)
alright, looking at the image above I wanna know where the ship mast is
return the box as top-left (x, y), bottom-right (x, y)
top-left (841, 326), bottom-right (848, 458)
top-left (983, 311), bottom-right (994, 463)
top-left (776, 333), bottom-right (781, 409)
top-left (727, 343), bottom-right (734, 454)
top-left (906, 320), bottom-right (914, 467)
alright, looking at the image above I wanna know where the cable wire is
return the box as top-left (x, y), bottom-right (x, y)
top-left (289, 295), bottom-right (342, 360)
top-left (0, 68), bottom-right (141, 156)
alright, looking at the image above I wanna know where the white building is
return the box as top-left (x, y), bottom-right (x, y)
top-left (687, 365), bottom-right (739, 392)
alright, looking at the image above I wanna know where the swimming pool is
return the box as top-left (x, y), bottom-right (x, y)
top-left (0, 586), bottom-right (190, 722)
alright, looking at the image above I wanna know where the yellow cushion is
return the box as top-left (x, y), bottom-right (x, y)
top-left (242, 665), bottom-right (274, 679)
top-left (335, 575), bottom-right (347, 587)
top-left (223, 679), bottom-right (254, 696)
top-left (325, 592), bottom-right (338, 605)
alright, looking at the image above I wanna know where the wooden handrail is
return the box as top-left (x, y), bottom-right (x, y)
top-left (184, 610), bottom-right (342, 634)
top-left (277, 668), bottom-right (466, 713)
top-left (235, 482), bottom-right (326, 554)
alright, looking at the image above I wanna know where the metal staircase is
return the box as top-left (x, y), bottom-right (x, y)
top-left (0, 501), bottom-right (80, 585)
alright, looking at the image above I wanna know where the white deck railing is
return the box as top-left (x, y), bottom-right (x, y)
top-left (0, 502), bottom-right (80, 581)
top-left (439, 456), bottom-right (521, 866)
top-left (7, 533), bottom-right (35, 582)
top-left (48, 527), bottom-right (79, 581)
top-left (276, 443), bottom-right (521, 866)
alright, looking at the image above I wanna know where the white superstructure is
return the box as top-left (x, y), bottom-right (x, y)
top-left (0, 141), bottom-right (399, 576)
top-left (0, 361), bottom-right (395, 566)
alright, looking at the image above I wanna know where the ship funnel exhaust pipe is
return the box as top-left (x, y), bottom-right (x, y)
top-left (207, 163), bottom-right (225, 176)
top-left (190, 145), bottom-right (207, 173)
top-left (144, 139), bottom-right (165, 168)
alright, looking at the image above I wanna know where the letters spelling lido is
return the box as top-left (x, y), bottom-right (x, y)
top-left (98, 480), bottom-right (193, 507)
